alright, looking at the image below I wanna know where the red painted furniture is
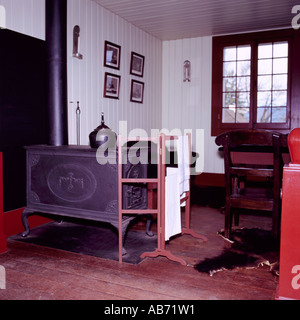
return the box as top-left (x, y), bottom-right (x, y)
top-left (277, 128), bottom-right (300, 300)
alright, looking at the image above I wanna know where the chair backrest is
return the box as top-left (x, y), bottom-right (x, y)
top-left (216, 130), bottom-right (282, 166)
top-left (218, 129), bottom-right (283, 180)
top-left (216, 129), bottom-right (283, 194)
top-left (215, 129), bottom-right (281, 149)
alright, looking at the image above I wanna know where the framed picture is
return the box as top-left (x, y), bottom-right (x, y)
top-left (130, 80), bottom-right (144, 104)
top-left (130, 52), bottom-right (145, 77)
top-left (104, 72), bottom-right (121, 99)
top-left (104, 41), bottom-right (121, 70)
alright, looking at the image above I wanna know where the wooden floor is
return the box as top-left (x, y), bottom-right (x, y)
top-left (0, 206), bottom-right (279, 300)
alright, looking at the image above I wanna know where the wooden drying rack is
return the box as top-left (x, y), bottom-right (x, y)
top-left (118, 133), bottom-right (207, 265)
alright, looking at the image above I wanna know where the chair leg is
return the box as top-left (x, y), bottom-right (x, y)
top-left (234, 209), bottom-right (239, 227)
top-left (224, 205), bottom-right (232, 239)
top-left (272, 205), bottom-right (280, 239)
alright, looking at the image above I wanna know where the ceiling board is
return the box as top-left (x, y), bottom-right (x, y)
top-left (94, 0), bottom-right (299, 40)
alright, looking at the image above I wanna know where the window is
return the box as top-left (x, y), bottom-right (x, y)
top-left (211, 30), bottom-right (293, 136)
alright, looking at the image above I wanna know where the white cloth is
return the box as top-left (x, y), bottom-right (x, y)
top-left (165, 167), bottom-right (181, 241)
top-left (164, 136), bottom-right (190, 241)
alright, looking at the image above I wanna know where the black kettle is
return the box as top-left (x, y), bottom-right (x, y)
top-left (89, 112), bottom-right (117, 149)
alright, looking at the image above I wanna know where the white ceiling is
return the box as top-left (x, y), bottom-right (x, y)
top-left (94, 0), bottom-right (299, 40)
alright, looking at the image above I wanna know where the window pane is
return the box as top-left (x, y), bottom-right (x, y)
top-left (258, 43), bottom-right (272, 59)
top-left (237, 45), bottom-right (251, 60)
top-left (273, 42), bottom-right (288, 58)
top-left (258, 59), bottom-right (272, 75)
top-left (237, 60), bottom-right (250, 76)
top-left (237, 92), bottom-right (250, 107)
top-left (236, 108), bottom-right (250, 123)
top-left (223, 77), bottom-right (236, 92)
top-left (258, 75), bottom-right (272, 90)
top-left (223, 61), bottom-right (236, 76)
top-left (272, 91), bottom-right (287, 106)
top-left (223, 92), bottom-right (236, 108)
top-left (257, 107), bottom-right (271, 123)
top-left (272, 107), bottom-right (287, 123)
top-left (273, 74), bottom-right (288, 90)
top-left (222, 108), bottom-right (236, 123)
top-left (224, 47), bottom-right (236, 61)
top-left (257, 91), bottom-right (271, 107)
top-left (237, 76), bottom-right (250, 91)
top-left (273, 58), bottom-right (288, 74)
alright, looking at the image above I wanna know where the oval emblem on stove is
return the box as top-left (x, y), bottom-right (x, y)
top-left (47, 164), bottom-right (97, 202)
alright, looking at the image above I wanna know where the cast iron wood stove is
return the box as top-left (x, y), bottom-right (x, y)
top-left (21, 145), bottom-right (150, 252)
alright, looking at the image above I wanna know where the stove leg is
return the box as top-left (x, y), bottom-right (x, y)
top-left (112, 219), bottom-right (132, 256)
top-left (121, 225), bottom-right (127, 256)
top-left (146, 215), bottom-right (154, 237)
top-left (21, 209), bottom-right (33, 237)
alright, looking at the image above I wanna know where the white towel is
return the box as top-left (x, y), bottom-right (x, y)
top-left (164, 136), bottom-right (190, 241)
top-left (165, 167), bottom-right (181, 241)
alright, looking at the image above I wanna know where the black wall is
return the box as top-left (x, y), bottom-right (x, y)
top-left (0, 29), bottom-right (48, 212)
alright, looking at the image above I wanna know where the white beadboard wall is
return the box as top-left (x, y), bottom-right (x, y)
top-left (0, 5), bottom-right (6, 28)
top-left (162, 37), bottom-right (224, 174)
top-left (0, 0), bottom-right (45, 40)
top-left (67, 0), bottom-right (162, 145)
top-left (0, 0), bottom-right (225, 174)
top-left (0, 0), bottom-right (162, 146)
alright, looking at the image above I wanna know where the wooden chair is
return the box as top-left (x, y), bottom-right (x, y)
top-left (215, 129), bottom-right (284, 240)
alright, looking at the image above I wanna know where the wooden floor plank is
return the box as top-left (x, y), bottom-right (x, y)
top-left (0, 206), bottom-right (278, 300)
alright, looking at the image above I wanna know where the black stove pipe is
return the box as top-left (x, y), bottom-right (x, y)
top-left (46, 0), bottom-right (68, 146)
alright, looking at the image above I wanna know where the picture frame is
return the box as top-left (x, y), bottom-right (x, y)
top-left (104, 41), bottom-right (121, 70)
top-left (130, 52), bottom-right (145, 77)
top-left (130, 80), bottom-right (144, 104)
top-left (104, 72), bottom-right (121, 99)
